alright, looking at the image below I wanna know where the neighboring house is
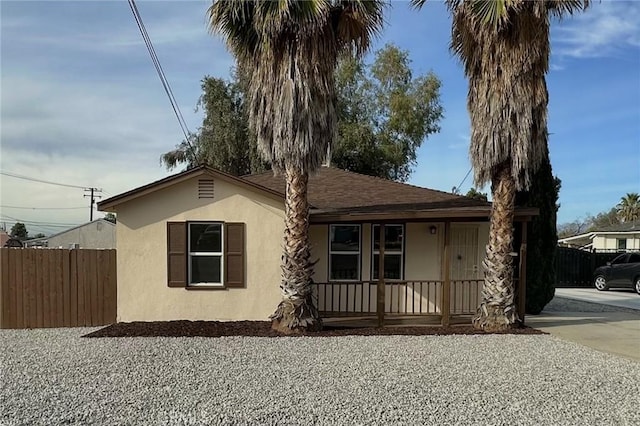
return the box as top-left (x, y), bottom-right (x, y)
top-left (24, 219), bottom-right (116, 249)
top-left (22, 236), bottom-right (47, 248)
top-left (558, 222), bottom-right (640, 252)
top-left (98, 166), bottom-right (536, 325)
top-left (0, 230), bottom-right (10, 247)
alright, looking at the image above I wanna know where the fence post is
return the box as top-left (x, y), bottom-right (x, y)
top-left (377, 223), bottom-right (385, 327)
top-left (441, 221), bottom-right (451, 327)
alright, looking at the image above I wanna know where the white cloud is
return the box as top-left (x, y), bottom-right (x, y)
top-left (553, 1), bottom-right (640, 59)
top-left (1, 75), bottom-right (184, 159)
top-left (0, 74), bottom-right (187, 232)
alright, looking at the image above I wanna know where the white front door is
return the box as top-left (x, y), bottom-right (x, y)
top-left (450, 225), bottom-right (481, 280)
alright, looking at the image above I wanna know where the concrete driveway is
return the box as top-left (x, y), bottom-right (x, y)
top-left (526, 288), bottom-right (640, 362)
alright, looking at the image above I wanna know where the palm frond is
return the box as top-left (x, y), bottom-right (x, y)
top-left (208, 0), bottom-right (386, 174)
top-left (546, 0), bottom-right (590, 19)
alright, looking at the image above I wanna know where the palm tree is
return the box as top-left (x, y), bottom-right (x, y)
top-left (208, 0), bottom-right (385, 333)
top-left (617, 193), bottom-right (640, 223)
top-left (412, 0), bottom-right (589, 331)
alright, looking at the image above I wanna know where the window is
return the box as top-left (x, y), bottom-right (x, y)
top-left (372, 224), bottom-right (404, 280)
top-left (166, 221), bottom-right (245, 289)
top-left (611, 254), bottom-right (626, 265)
top-left (617, 238), bottom-right (627, 251)
top-left (329, 225), bottom-right (361, 280)
top-left (189, 223), bottom-right (223, 285)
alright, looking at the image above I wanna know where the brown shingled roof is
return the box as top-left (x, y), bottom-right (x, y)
top-left (242, 166), bottom-right (488, 211)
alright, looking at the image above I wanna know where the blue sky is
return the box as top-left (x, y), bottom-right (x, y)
top-left (1, 0), bottom-right (639, 236)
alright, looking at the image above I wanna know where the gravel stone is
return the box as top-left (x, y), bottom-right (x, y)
top-left (1, 328), bottom-right (638, 425)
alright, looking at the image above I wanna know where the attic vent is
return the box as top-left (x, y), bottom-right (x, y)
top-left (198, 179), bottom-right (214, 199)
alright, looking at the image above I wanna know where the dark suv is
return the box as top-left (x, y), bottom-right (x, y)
top-left (593, 252), bottom-right (640, 295)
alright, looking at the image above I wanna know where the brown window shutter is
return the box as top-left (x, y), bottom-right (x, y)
top-left (167, 222), bottom-right (187, 287)
top-left (225, 222), bottom-right (245, 288)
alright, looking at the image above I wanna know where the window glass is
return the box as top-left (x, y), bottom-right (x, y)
top-left (611, 254), bottom-right (626, 264)
top-left (373, 225), bottom-right (403, 251)
top-left (330, 225), bottom-right (360, 252)
top-left (329, 225), bottom-right (360, 280)
top-left (372, 224), bottom-right (404, 280)
top-left (190, 223), bottom-right (222, 252)
top-left (188, 222), bottom-right (223, 285)
top-left (330, 254), bottom-right (359, 280)
top-left (190, 257), bottom-right (222, 284)
top-left (372, 254), bottom-right (402, 280)
top-left (617, 238), bottom-right (627, 250)
top-left (628, 253), bottom-right (640, 264)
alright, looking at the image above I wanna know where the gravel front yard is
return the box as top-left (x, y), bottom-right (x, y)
top-left (1, 329), bottom-right (638, 425)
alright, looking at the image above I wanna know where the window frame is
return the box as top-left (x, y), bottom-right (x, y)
top-left (187, 221), bottom-right (224, 287)
top-left (371, 224), bottom-right (405, 281)
top-left (617, 238), bottom-right (627, 251)
top-left (328, 224), bottom-right (362, 282)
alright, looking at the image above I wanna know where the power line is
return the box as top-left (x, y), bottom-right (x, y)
top-left (452, 168), bottom-right (473, 195)
top-left (0, 171), bottom-right (88, 189)
top-left (0, 215), bottom-right (81, 227)
top-left (127, 0), bottom-right (196, 161)
top-left (0, 205), bottom-right (87, 210)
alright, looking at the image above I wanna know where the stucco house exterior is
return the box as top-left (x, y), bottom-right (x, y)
top-left (98, 166), bottom-right (535, 326)
top-left (558, 223), bottom-right (640, 252)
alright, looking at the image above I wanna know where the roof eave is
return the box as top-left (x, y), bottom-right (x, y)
top-left (98, 166), bottom-right (285, 212)
top-left (310, 206), bottom-right (538, 223)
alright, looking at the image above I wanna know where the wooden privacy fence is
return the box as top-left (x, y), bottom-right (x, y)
top-left (0, 248), bottom-right (116, 329)
top-left (555, 247), bottom-right (622, 287)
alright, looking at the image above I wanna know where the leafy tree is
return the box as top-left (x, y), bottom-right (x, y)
top-left (10, 222), bottom-right (28, 240)
top-left (558, 206), bottom-right (624, 238)
top-left (163, 44), bottom-right (442, 183)
top-left (617, 193), bottom-right (640, 223)
top-left (413, 0), bottom-right (589, 331)
top-left (208, 0), bottom-right (385, 333)
top-left (515, 153), bottom-right (559, 315)
top-left (557, 219), bottom-right (589, 239)
top-left (465, 188), bottom-right (488, 202)
top-left (161, 69), bottom-right (266, 175)
top-left (587, 208), bottom-right (621, 231)
top-left (103, 213), bottom-right (117, 224)
top-left (332, 44), bottom-right (443, 181)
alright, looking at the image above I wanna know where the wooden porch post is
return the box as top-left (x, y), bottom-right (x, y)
top-left (441, 221), bottom-right (451, 326)
top-left (377, 223), bottom-right (385, 327)
top-left (518, 220), bottom-right (528, 324)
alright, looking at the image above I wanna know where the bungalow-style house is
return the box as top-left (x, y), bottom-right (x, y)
top-left (558, 222), bottom-right (640, 252)
top-left (98, 166), bottom-right (536, 326)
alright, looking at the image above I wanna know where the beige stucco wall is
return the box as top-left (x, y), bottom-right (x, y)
top-left (115, 176), bottom-right (285, 322)
top-left (593, 234), bottom-right (640, 251)
top-left (405, 222), bottom-right (443, 280)
top-left (47, 220), bottom-right (116, 249)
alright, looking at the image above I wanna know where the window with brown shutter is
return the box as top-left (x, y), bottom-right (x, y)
top-left (167, 221), bottom-right (245, 289)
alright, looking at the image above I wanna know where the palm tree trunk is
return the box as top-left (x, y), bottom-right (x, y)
top-left (473, 164), bottom-right (519, 331)
top-left (270, 165), bottom-right (322, 333)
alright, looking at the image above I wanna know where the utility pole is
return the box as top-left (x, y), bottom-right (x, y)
top-left (84, 188), bottom-right (103, 221)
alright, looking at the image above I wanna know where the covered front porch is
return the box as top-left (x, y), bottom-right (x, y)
top-left (309, 214), bottom-right (532, 327)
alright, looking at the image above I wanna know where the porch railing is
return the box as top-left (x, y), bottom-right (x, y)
top-left (313, 279), bottom-right (484, 318)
